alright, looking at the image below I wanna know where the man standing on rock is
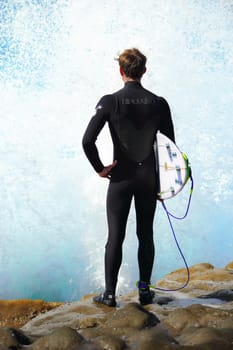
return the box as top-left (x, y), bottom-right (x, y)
top-left (82, 48), bottom-right (175, 306)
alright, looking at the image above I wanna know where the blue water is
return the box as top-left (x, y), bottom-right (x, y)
top-left (0, 0), bottom-right (232, 301)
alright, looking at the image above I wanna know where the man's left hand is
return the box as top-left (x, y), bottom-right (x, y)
top-left (98, 160), bottom-right (118, 179)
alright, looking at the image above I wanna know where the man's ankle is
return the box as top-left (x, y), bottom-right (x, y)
top-left (137, 281), bottom-right (150, 290)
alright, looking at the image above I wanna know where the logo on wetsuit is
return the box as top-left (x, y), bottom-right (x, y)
top-left (121, 98), bottom-right (156, 105)
top-left (96, 105), bottom-right (103, 110)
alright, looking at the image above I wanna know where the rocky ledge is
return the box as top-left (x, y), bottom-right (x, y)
top-left (0, 262), bottom-right (233, 350)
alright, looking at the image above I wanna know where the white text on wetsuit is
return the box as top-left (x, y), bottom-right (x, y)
top-left (121, 98), bottom-right (155, 105)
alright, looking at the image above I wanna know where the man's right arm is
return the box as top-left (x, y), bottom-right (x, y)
top-left (82, 95), bottom-right (111, 173)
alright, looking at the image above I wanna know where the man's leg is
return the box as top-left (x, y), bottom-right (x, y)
top-left (134, 190), bottom-right (157, 283)
top-left (105, 180), bottom-right (133, 295)
top-left (134, 160), bottom-right (157, 305)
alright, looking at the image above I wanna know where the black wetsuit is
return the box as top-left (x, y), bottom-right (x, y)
top-left (82, 81), bottom-right (175, 295)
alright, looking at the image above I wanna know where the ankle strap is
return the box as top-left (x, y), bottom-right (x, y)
top-left (136, 281), bottom-right (150, 290)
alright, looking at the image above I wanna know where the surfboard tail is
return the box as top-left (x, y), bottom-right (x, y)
top-left (155, 132), bottom-right (192, 200)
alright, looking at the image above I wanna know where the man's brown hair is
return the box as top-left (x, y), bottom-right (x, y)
top-left (116, 48), bottom-right (147, 79)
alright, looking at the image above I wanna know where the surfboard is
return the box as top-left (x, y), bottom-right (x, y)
top-left (155, 132), bottom-right (191, 200)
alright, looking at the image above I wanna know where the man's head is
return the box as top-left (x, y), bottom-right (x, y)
top-left (116, 48), bottom-right (147, 81)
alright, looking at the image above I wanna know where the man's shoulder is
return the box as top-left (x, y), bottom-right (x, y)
top-left (95, 94), bottom-right (116, 114)
top-left (139, 87), bottom-right (170, 109)
top-left (142, 86), bottom-right (165, 100)
top-left (96, 93), bottom-right (115, 106)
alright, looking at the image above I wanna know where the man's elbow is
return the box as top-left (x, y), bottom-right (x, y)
top-left (82, 138), bottom-right (93, 155)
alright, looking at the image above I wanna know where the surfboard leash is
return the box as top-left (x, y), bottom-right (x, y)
top-left (150, 174), bottom-right (194, 292)
top-left (162, 172), bottom-right (194, 220)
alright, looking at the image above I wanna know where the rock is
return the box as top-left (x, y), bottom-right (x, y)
top-left (0, 262), bottom-right (233, 349)
top-left (178, 327), bottom-right (233, 346)
top-left (80, 303), bottom-right (160, 349)
top-left (225, 261), bottom-right (233, 272)
top-left (105, 302), bottom-right (160, 329)
top-left (156, 262), bottom-right (233, 296)
top-left (154, 295), bottom-right (174, 305)
top-left (29, 326), bottom-right (85, 350)
top-left (127, 326), bottom-right (178, 349)
top-left (0, 327), bottom-right (32, 348)
top-left (162, 303), bottom-right (233, 334)
top-left (21, 300), bottom-right (109, 337)
top-left (198, 289), bottom-right (233, 301)
top-left (0, 299), bottom-right (62, 328)
top-left (93, 334), bottom-right (126, 350)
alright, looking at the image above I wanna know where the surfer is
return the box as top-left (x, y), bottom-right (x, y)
top-left (82, 48), bottom-right (175, 306)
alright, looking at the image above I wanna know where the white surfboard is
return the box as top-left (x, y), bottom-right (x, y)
top-left (155, 132), bottom-right (191, 200)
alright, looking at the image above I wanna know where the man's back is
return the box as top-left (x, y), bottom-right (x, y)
top-left (106, 81), bottom-right (175, 163)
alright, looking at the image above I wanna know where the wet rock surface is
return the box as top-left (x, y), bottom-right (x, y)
top-left (198, 289), bottom-right (233, 301)
top-left (0, 262), bottom-right (233, 349)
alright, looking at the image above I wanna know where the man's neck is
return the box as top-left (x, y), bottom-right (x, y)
top-left (122, 75), bottom-right (141, 83)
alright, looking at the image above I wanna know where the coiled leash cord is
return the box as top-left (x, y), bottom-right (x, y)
top-left (150, 174), bottom-right (194, 292)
